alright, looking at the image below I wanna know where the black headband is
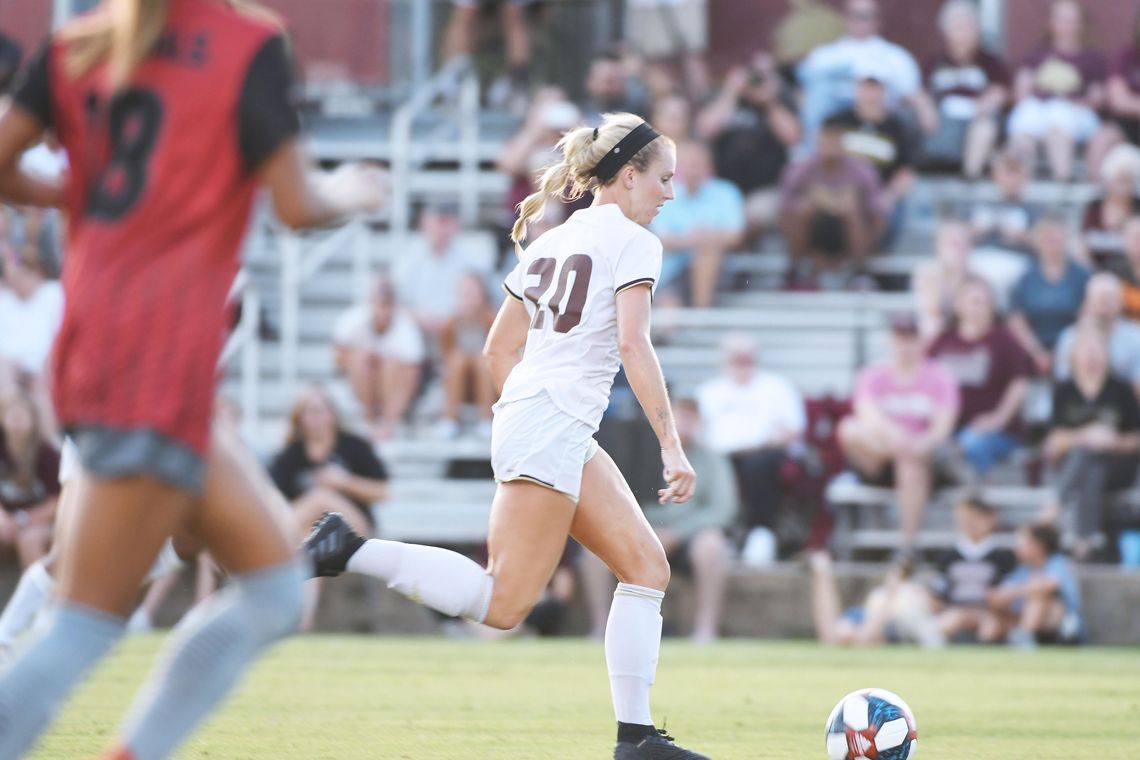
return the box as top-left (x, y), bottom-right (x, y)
top-left (590, 122), bottom-right (661, 183)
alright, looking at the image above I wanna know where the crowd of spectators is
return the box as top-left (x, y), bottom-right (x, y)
top-left (13, 0), bottom-right (1140, 645)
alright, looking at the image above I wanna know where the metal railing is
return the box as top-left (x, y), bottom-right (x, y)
top-left (219, 269), bottom-right (262, 444)
top-left (278, 219), bottom-right (372, 395)
top-left (388, 56), bottom-right (482, 235)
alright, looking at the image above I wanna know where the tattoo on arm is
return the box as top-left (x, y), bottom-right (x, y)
top-left (655, 406), bottom-right (671, 430)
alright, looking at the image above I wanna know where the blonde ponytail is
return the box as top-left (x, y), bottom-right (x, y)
top-left (62, 0), bottom-right (278, 90)
top-left (510, 112), bottom-right (670, 247)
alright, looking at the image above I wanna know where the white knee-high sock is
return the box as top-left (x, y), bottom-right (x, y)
top-left (605, 582), bottom-right (665, 727)
top-left (0, 560), bottom-right (55, 649)
top-left (347, 539), bottom-right (493, 622)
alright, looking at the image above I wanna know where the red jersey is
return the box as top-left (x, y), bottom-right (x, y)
top-left (13, 0), bottom-right (299, 457)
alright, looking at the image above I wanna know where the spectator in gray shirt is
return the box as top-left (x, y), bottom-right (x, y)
top-left (580, 398), bottom-right (739, 643)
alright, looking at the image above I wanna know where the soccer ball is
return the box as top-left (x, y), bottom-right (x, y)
top-left (824, 688), bottom-right (918, 759)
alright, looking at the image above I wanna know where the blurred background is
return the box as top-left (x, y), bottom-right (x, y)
top-left (2, 0), bottom-right (1140, 648)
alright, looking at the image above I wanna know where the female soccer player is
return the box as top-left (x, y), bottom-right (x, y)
top-left (0, 1), bottom-right (382, 757)
top-left (307, 113), bottom-right (710, 759)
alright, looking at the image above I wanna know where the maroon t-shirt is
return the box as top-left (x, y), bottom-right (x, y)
top-left (928, 326), bottom-right (1033, 432)
top-left (0, 440), bottom-right (61, 512)
top-left (925, 48), bottom-right (1010, 104)
top-left (1111, 45), bottom-right (1140, 96)
top-left (1023, 46), bottom-right (1107, 100)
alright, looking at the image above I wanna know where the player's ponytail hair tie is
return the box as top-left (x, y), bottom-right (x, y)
top-left (592, 127), bottom-right (600, 141)
top-left (590, 122), bottom-right (661, 183)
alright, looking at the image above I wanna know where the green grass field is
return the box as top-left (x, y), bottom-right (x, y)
top-left (31, 636), bottom-right (1140, 759)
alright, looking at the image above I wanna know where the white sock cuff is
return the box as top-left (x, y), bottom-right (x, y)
top-left (28, 560), bottom-right (54, 592)
top-left (614, 583), bottom-right (665, 606)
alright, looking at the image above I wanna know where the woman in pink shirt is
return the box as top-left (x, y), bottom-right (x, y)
top-left (839, 313), bottom-right (960, 553)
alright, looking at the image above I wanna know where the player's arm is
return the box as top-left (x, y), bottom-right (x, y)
top-left (241, 35), bottom-right (383, 229)
top-left (259, 143), bottom-right (384, 230)
top-left (0, 43), bottom-right (64, 208)
top-left (483, 296), bottom-right (530, 395)
top-left (615, 285), bottom-right (695, 504)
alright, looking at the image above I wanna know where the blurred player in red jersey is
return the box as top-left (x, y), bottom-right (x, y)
top-left (0, 1), bottom-right (383, 757)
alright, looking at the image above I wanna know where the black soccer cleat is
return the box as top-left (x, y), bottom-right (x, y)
top-left (614, 729), bottom-right (712, 760)
top-left (303, 512), bottom-right (366, 578)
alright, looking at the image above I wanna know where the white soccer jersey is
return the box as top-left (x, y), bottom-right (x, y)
top-left (500, 203), bottom-right (662, 429)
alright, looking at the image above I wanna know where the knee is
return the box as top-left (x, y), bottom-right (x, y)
top-left (621, 545), bottom-right (671, 592)
top-left (689, 529), bottom-right (728, 567)
top-left (482, 604), bottom-right (529, 631)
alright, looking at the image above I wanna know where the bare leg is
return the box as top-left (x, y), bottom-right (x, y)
top-left (1010, 134), bottom-right (1039, 170)
top-left (341, 349), bottom-right (381, 424)
top-left (441, 351), bottom-right (471, 422)
top-left (963, 116), bottom-right (999, 180)
top-left (483, 481), bottom-right (578, 629)
top-left (378, 358), bottom-right (421, 433)
top-left (808, 550), bottom-right (847, 646)
top-left (500, 2), bottom-right (531, 72)
top-left (837, 417), bottom-right (891, 477)
top-left (578, 549), bottom-right (617, 639)
top-left (894, 452), bottom-right (932, 550)
top-left (442, 5), bottom-right (480, 64)
top-left (688, 528), bottom-right (728, 642)
top-left (1044, 128), bottom-right (1074, 182)
top-left (1084, 124), bottom-right (1123, 182)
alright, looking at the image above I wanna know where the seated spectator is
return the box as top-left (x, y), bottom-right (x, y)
top-left (0, 240), bottom-right (63, 396)
top-left (442, 0), bottom-right (533, 111)
top-left (271, 384), bottom-right (388, 535)
top-left (919, 0), bottom-right (1010, 178)
top-left (333, 278), bottom-right (425, 439)
top-left (913, 218), bottom-right (972, 342)
top-left (779, 116), bottom-right (885, 281)
top-left (650, 141), bottom-right (745, 307)
top-left (1043, 327), bottom-right (1140, 562)
top-left (1008, 216), bottom-right (1091, 375)
top-left (988, 522), bottom-right (1082, 647)
top-left (929, 277), bottom-right (1033, 478)
top-left (579, 51), bottom-right (651, 126)
top-left (580, 397), bottom-right (737, 643)
top-left (696, 51), bottom-right (801, 240)
top-left (497, 89), bottom-right (584, 233)
top-left (1054, 273), bottom-right (1140, 397)
top-left (1006, 0), bottom-right (1107, 182)
top-left (437, 273), bottom-right (496, 440)
top-left (966, 147), bottom-right (1038, 261)
top-left (623, 0), bottom-right (710, 99)
top-left (696, 333), bottom-right (805, 542)
top-left (932, 496), bottom-right (1017, 643)
top-left (831, 62), bottom-right (917, 250)
top-left (1117, 217), bottom-right (1140, 320)
top-left (1085, 8), bottom-right (1140, 180)
top-left (796, 0), bottom-right (931, 150)
top-left (269, 385), bottom-right (388, 629)
top-left (809, 551), bottom-right (943, 648)
top-left (838, 313), bottom-right (959, 551)
top-left (1078, 144), bottom-right (1140, 265)
top-left (393, 201), bottom-right (491, 341)
top-left (0, 392), bottom-right (59, 570)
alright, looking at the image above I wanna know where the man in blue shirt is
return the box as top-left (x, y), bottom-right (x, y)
top-left (650, 140), bottom-right (745, 307)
